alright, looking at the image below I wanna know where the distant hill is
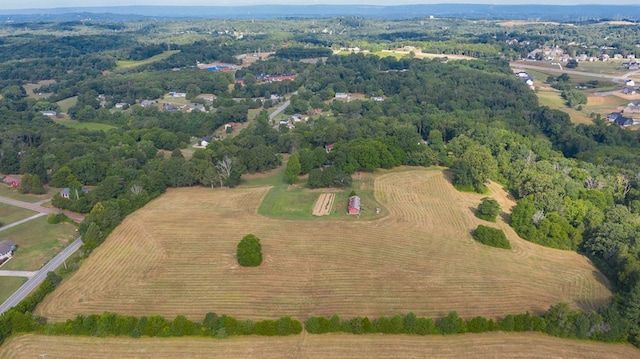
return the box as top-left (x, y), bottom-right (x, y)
top-left (0, 4), bottom-right (638, 22)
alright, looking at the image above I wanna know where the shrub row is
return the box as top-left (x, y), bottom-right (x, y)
top-left (0, 272), bottom-right (62, 345)
top-left (41, 312), bottom-right (302, 339)
top-left (305, 303), bottom-right (627, 342)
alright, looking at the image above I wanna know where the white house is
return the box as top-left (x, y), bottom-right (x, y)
top-left (115, 102), bottom-right (128, 109)
top-left (625, 79), bottom-right (636, 87)
top-left (335, 93), bottom-right (349, 99)
top-left (40, 111), bottom-right (57, 116)
top-left (0, 239), bottom-right (17, 261)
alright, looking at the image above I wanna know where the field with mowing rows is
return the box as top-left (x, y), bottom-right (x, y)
top-left (36, 168), bottom-right (611, 322)
top-left (2, 332), bottom-right (639, 358)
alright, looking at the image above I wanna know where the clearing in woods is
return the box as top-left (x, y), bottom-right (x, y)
top-left (2, 333), bottom-right (639, 358)
top-left (36, 167), bottom-right (611, 322)
top-left (312, 193), bottom-right (335, 216)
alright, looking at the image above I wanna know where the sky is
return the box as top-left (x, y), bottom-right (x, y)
top-left (1, 0), bottom-right (638, 10)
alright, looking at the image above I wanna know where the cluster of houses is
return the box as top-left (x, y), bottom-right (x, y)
top-left (275, 114), bottom-right (308, 130)
top-left (607, 102), bottom-right (640, 127)
top-left (622, 80), bottom-right (640, 95)
top-left (235, 74), bottom-right (297, 85)
top-left (526, 44), bottom-right (637, 64)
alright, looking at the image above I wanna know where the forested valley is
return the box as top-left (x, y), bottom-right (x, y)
top-left (1, 16), bottom-right (640, 348)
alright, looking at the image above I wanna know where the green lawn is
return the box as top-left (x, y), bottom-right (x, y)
top-left (0, 203), bottom-right (37, 227)
top-left (56, 96), bottom-right (78, 113)
top-left (53, 118), bottom-right (116, 131)
top-left (536, 89), bottom-right (594, 124)
top-left (0, 184), bottom-right (50, 203)
top-left (116, 50), bottom-right (180, 70)
top-left (252, 165), bottom-right (384, 221)
top-left (0, 217), bottom-right (77, 271)
top-left (0, 277), bottom-right (26, 303)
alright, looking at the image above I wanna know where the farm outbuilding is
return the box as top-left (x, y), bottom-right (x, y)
top-left (348, 195), bottom-right (360, 215)
top-left (2, 175), bottom-right (20, 188)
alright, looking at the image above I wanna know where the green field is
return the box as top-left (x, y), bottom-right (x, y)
top-left (0, 202), bottom-right (37, 227)
top-left (116, 50), bottom-right (180, 70)
top-left (0, 217), bottom-right (76, 271)
top-left (56, 96), bottom-right (78, 113)
top-left (0, 277), bottom-right (26, 303)
top-left (536, 89), bottom-right (594, 124)
top-left (52, 118), bottom-right (116, 131)
top-left (254, 165), bottom-right (384, 220)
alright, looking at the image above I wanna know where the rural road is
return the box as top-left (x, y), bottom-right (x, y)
top-left (510, 62), bottom-right (640, 83)
top-left (0, 195), bottom-right (83, 223)
top-left (0, 237), bottom-right (83, 315)
top-left (0, 213), bottom-right (47, 232)
top-left (268, 99), bottom-right (291, 121)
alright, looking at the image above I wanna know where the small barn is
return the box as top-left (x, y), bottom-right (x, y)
top-left (348, 195), bottom-right (361, 215)
top-left (2, 175), bottom-right (20, 188)
top-left (0, 239), bottom-right (17, 261)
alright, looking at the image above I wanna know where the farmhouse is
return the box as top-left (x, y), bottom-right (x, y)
top-left (169, 92), bottom-right (187, 98)
top-left (625, 102), bottom-right (640, 113)
top-left (325, 143), bottom-right (334, 153)
top-left (625, 80), bottom-right (636, 87)
top-left (140, 100), bottom-right (155, 107)
top-left (200, 136), bottom-right (211, 147)
top-left (622, 88), bottom-right (636, 95)
top-left (615, 116), bottom-right (635, 127)
top-left (2, 175), bottom-right (20, 188)
top-left (348, 195), bottom-right (361, 215)
top-left (335, 93), bottom-right (349, 100)
top-left (61, 187), bottom-right (89, 199)
top-left (607, 112), bottom-right (622, 122)
top-left (0, 239), bottom-right (17, 261)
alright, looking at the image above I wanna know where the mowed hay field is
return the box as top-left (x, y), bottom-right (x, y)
top-left (36, 168), bottom-right (611, 322)
top-left (2, 333), bottom-right (639, 359)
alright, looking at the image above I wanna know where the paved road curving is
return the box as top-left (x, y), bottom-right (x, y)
top-left (269, 99), bottom-right (292, 121)
top-left (0, 237), bottom-right (83, 315)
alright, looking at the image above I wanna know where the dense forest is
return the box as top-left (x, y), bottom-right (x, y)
top-left (1, 16), bottom-right (640, 348)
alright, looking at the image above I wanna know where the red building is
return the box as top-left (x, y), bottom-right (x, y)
top-left (2, 175), bottom-right (20, 188)
top-left (348, 195), bottom-right (360, 215)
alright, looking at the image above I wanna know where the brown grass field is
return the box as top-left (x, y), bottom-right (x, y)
top-left (312, 193), bottom-right (335, 216)
top-left (2, 332), bottom-right (639, 358)
top-left (36, 168), bottom-right (611, 322)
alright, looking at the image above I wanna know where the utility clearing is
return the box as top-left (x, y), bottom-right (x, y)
top-left (36, 168), bottom-right (611, 322)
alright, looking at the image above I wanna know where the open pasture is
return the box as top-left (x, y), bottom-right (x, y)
top-left (36, 168), bottom-right (611, 322)
top-left (2, 332), bottom-right (639, 359)
top-left (0, 218), bottom-right (77, 271)
top-left (0, 202), bottom-right (36, 226)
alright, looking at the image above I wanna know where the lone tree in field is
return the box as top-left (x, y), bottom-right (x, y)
top-left (284, 152), bottom-right (301, 184)
top-left (237, 234), bottom-right (263, 267)
top-left (475, 197), bottom-right (500, 222)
